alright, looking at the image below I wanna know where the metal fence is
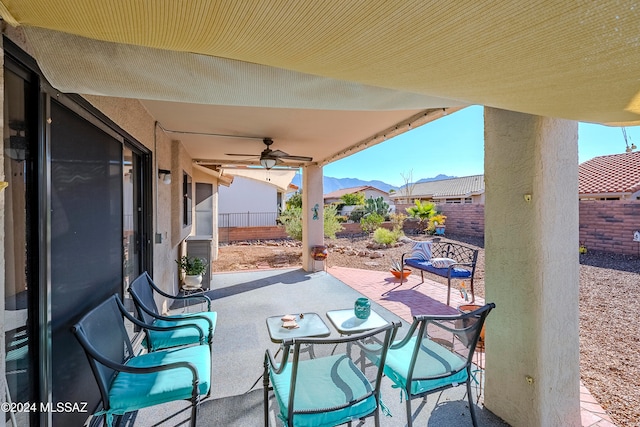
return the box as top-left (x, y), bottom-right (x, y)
top-left (218, 211), bottom-right (279, 228)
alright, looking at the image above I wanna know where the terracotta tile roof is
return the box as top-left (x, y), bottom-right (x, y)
top-left (392, 175), bottom-right (484, 199)
top-left (323, 186), bottom-right (383, 199)
top-left (578, 151), bottom-right (640, 195)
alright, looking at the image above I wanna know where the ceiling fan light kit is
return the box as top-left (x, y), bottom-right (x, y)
top-left (260, 158), bottom-right (277, 169)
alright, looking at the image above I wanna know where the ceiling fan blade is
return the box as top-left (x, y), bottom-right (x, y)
top-left (280, 155), bottom-right (313, 162)
top-left (268, 149), bottom-right (290, 158)
top-left (225, 153), bottom-right (258, 157)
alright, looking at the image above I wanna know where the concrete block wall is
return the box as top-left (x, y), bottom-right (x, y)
top-left (579, 200), bottom-right (640, 256)
top-left (436, 203), bottom-right (485, 237)
top-left (219, 200), bottom-right (640, 257)
top-left (221, 226), bottom-right (289, 242)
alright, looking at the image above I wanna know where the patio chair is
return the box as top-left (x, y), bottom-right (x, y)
top-left (368, 303), bottom-right (494, 427)
top-left (72, 294), bottom-right (211, 427)
top-left (128, 271), bottom-right (217, 352)
top-left (263, 322), bottom-right (400, 427)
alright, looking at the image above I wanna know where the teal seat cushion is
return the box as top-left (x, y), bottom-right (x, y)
top-left (147, 312), bottom-right (217, 350)
top-left (372, 337), bottom-right (467, 396)
top-left (270, 354), bottom-right (377, 427)
top-left (102, 345), bottom-right (211, 421)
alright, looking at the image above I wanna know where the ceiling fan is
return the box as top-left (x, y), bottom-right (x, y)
top-left (225, 138), bottom-right (312, 169)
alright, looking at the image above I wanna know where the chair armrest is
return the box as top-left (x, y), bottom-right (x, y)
top-left (134, 302), bottom-right (214, 333)
top-left (115, 298), bottom-right (205, 342)
top-left (265, 345), bottom-right (291, 375)
top-left (72, 325), bottom-right (200, 380)
top-left (400, 252), bottom-right (412, 265)
top-left (169, 293), bottom-right (212, 311)
top-left (145, 276), bottom-right (212, 311)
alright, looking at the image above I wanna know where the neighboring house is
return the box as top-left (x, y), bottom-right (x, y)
top-left (391, 175), bottom-right (485, 204)
top-left (219, 169), bottom-right (297, 227)
top-left (324, 185), bottom-right (391, 204)
top-left (324, 185), bottom-right (392, 216)
top-left (578, 151), bottom-right (640, 200)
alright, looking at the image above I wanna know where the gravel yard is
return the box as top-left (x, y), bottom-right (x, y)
top-left (212, 234), bottom-right (640, 426)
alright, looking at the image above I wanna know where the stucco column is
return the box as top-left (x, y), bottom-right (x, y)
top-left (484, 107), bottom-right (580, 426)
top-left (301, 165), bottom-right (324, 271)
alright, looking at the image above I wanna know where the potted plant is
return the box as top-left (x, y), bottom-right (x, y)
top-left (390, 260), bottom-right (411, 279)
top-left (176, 255), bottom-right (208, 288)
top-left (430, 214), bottom-right (447, 235)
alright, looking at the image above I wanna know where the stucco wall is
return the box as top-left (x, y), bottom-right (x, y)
top-left (218, 176), bottom-right (278, 218)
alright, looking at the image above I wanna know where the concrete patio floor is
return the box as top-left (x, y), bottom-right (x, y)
top-left (120, 266), bottom-right (613, 427)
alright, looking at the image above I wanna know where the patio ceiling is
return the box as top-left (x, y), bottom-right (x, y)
top-left (2, 1), bottom-right (640, 167)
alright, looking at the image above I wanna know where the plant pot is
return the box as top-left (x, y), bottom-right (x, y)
top-left (456, 304), bottom-right (485, 349)
top-left (183, 274), bottom-right (203, 289)
top-left (390, 268), bottom-right (411, 279)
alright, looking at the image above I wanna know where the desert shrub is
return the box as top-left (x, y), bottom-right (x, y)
top-left (341, 192), bottom-right (366, 206)
top-left (277, 204), bottom-right (343, 240)
top-left (373, 227), bottom-right (398, 245)
top-left (360, 213), bottom-right (385, 233)
top-left (349, 207), bottom-right (367, 222)
top-left (323, 204), bottom-right (343, 238)
top-left (279, 206), bottom-right (303, 240)
top-left (286, 191), bottom-right (303, 209)
top-left (389, 213), bottom-right (407, 234)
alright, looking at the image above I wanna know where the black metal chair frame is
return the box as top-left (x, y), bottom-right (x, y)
top-left (390, 303), bottom-right (494, 427)
top-left (263, 322), bottom-right (400, 427)
top-left (128, 271), bottom-right (214, 352)
top-left (71, 294), bottom-right (205, 427)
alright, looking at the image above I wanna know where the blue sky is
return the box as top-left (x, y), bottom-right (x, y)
top-left (323, 105), bottom-right (640, 187)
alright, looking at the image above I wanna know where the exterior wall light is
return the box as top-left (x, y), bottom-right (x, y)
top-left (158, 169), bottom-right (171, 184)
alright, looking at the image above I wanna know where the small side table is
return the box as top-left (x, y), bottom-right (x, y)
top-left (181, 285), bottom-right (205, 313)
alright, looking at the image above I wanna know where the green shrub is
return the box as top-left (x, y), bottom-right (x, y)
top-left (279, 206), bottom-right (303, 240)
top-left (341, 192), bottom-right (366, 206)
top-left (360, 213), bottom-right (385, 233)
top-left (277, 204), bottom-right (343, 240)
top-left (286, 191), bottom-right (303, 209)
top-left (349, 207), bottom-right (366, 222)
top-left (389, 213), bottom-right (407, 234)
top-left (373, 227), bottom-right (398, 245)
top-left (323, 204), bottom-right (343, 238)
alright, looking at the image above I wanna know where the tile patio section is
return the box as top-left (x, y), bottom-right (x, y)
top-left (327, 266), bottom-right (616, 427)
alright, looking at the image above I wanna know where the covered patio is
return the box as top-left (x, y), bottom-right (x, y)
top-left (130, 267), bottom-right (505, 426)
top-left (121, 267), bottom-right (612, 426)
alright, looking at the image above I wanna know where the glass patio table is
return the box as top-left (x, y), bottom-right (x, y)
top-left (326, 308), bottom-right (389, 335)
top-left (265, 312), bottom-right (330, 343)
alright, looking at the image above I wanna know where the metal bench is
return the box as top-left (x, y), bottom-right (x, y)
top-left (396, 239), bottom-right (479, 305)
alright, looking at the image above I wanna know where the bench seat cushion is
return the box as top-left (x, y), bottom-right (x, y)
top-left (104, 345), bottom-right (211, 418)
top-left (404, 258), bottom-right (472, 278)
top-left (270, 354), bottom-right (377, 427)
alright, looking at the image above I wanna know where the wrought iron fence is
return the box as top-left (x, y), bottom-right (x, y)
top-left (218, 211), bottom-right (279, 228)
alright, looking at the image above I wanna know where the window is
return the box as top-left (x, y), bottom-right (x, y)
top-left (183, 171), bottom-right (192, 226)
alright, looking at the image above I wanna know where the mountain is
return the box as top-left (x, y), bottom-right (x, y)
top-left (291, 173), bottom-right (455, 194)
top-left (417, 174), bottom-right (455, 183)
